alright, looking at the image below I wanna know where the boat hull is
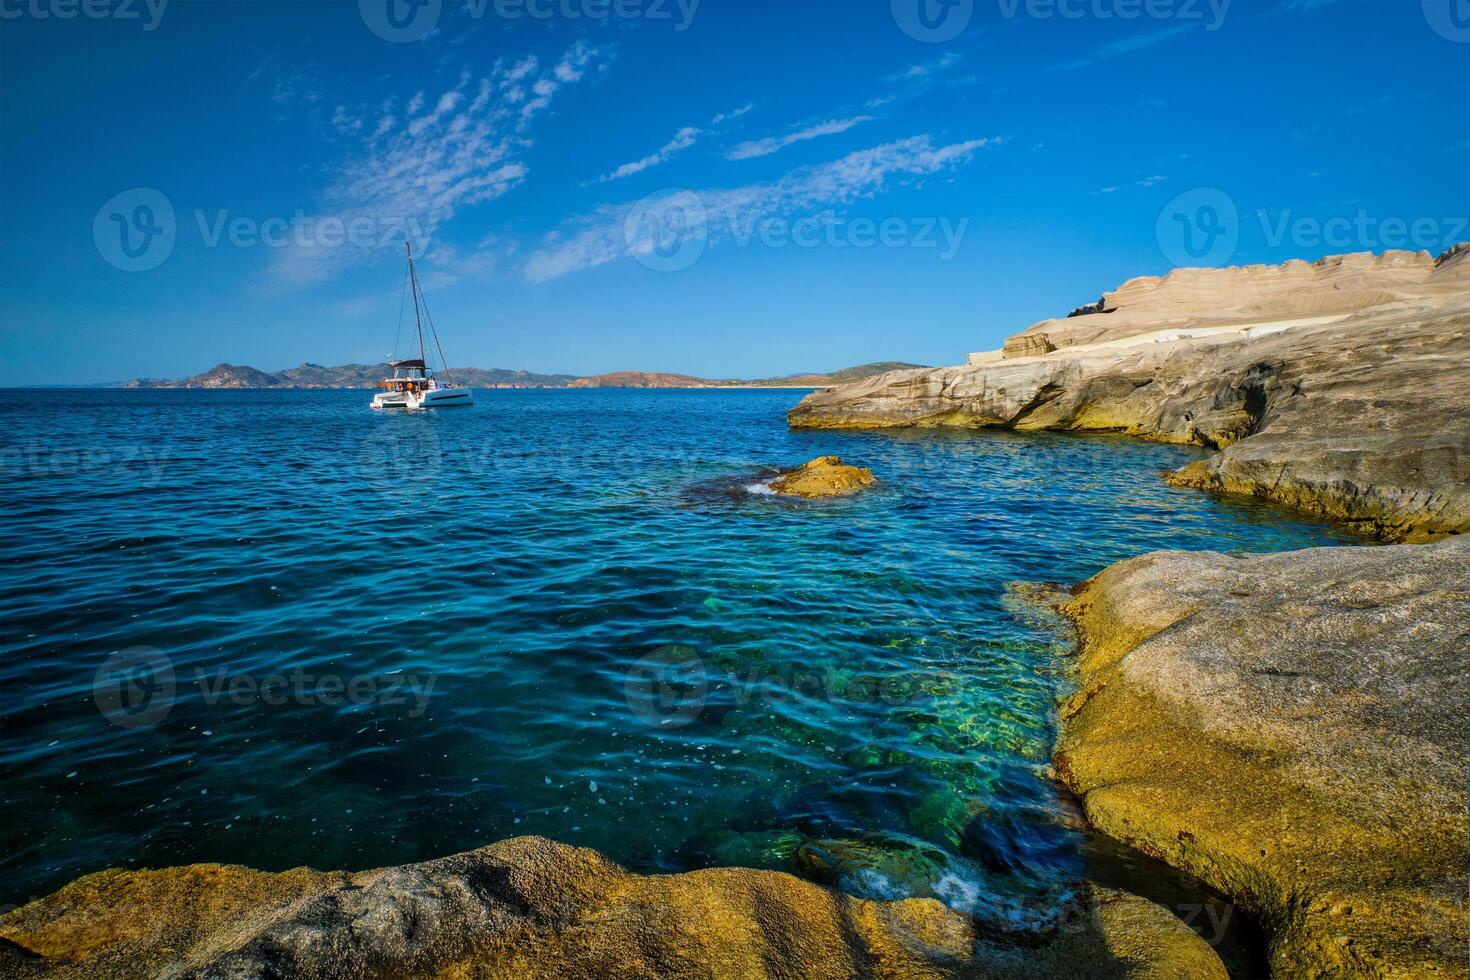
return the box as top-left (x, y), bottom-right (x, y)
top-left (371, 388), bottom-right (474, 410)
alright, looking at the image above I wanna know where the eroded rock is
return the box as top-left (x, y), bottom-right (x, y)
top-left (0, 836), bottom-right (1229, 979)
top-left (1053, 538), bottom-right (1470, 978)
top-left (788, 248), bottom-right (1470, 541)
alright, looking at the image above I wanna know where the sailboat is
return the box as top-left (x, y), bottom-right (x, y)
top-left (371, 241), bottom-right (474, 410)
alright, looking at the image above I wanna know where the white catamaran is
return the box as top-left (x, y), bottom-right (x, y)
top-left (371, 241), bottom-right (474, 410)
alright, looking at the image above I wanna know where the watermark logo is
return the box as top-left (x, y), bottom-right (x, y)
top-left (0, 0), bottom-right (170, 30)
top-left (624, 644), bottom-right (708, 728)
top-left (93, 646), bottom-right (176, 730)
top-left (1258, 209), bottom-right (1468, 252)
top-left (360, 0), bottom-right (442, 42)
top-left (995, 0), bottom-right (1231, 31)
top-left (93, 188), bottom-right (176, 273)
top-left (1422, 0), bottom-right (1470, 42)
top-left (892, 0), bottom-right (974, 42)
top-left (92, 648), bottom-right (438, 729)
top-left (624, 189), bottom-right (708, 272)
top-left (1156, 187), bottom-right (1239, 267)
top-left (357, 421), bottom-right (443, 503)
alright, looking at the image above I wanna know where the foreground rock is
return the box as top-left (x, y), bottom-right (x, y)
top-left (789, 248), bottom-right (1470, 541)
top-left (770, 455), bottom-right (877, 498)
top-left (1053, 538), bottom-right (1470, 978)
top-left (0, 836), bottom-right (1228, 979)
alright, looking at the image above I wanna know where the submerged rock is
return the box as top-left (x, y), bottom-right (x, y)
top-left (1053, 538), bottom-right (1470, 978)
top-left (769, 455), bottom-right (876, 498)
top-left (0, 835), bottom-right (1230, 978)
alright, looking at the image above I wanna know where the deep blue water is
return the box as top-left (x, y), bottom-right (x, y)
top-left (1, 388), bottom-right (1352, 933)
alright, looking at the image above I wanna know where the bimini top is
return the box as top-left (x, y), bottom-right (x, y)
top-left (389, 359), bottom-right (427, 370)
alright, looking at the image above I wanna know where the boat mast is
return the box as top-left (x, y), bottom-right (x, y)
top-left (406, 240), bottom-right (427, 373)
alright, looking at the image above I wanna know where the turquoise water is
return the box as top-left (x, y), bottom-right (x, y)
top-left (1, 388), bottom-right (1350, 934)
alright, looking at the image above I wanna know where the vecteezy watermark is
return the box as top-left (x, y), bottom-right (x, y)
top-left (624, 190), bottom-right (709, 272)
top-left (1258, 209), bottom-right (1470, 253)
top-left (893, 0), bottom-right (1229, 40)
top-left (1, 440), bottom-right (166, 484)
top-left (995, 0), bottom-right (1231, 30)
top-left (622, 645), bottom-right (945, 729)
top-left (0, 0), bottom-right (169, 30)
top-left (1422, 0), bottom-right (1470, 43)
top-left (93, 187), bottom-right (434, 272)
top-left (93, 647), bottom-right (438, 729)
top-left (892, 0), bottom-right (974, 43)
top-left (1156, 187), bottom-right (1240, 268)
top-left (93, 188), bottom-right (176, 273)
top-left (1157, 187), bottom-right (1469, 268)
top-left (624, 644), bottom-right (708, 727)
top-left (357, 421), bottom-right (443, 503)
top-left (192, 210), bottom-right (431, 253)
top-left (94, 647), bottom-right (177, 730)
top-left (624, 190), bottom-right (970, 273)
top-left (359, 0), bottom-right (699, 42)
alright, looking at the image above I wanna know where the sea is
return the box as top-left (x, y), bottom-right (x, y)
top-left (0, 387), bottom-right (1354, 969)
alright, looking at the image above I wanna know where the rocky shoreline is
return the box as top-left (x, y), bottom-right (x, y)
top-left (781, 247), bottom-right (1470, 976)
top-left (789, 249), bottom-right (1469, 542)
top-left (0, 837), bottom-right (1229, 978)
top-left (6, 249), bottom-right (1466, 978)
top-left (1053, 540), bottom-right (1468, 977)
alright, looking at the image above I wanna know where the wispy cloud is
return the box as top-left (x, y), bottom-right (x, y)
top-left (1136, 175), bottom-right (1168, 187)
top-left (710, 103), bottom-right (754, 125)
top-left (265, 41), bottom-right (610, 289)
top-left (869, 49), bottom-right (977, 109)
top-left (727, 116), bottom-right (873, 161)
top-left (527, 134), bottom-right (999, 282)
top-left (599, 127), bottom-right (703, 182)
top-left (884, 51), bottom-right (963, 84)
top-left (1048, 24), bottom-right (1197, 71)
top-left (596, 104), bottom-right (755, 183)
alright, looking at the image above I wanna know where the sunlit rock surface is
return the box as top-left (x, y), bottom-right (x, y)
top-left (1054, 538), bottom-right (1470, 978)
top-left (790, 248), bottom-right (1470, 540)
top-left (0, 836), bottom-right (1229, 979)
top-left (770, 455), bottom-right (877, 498)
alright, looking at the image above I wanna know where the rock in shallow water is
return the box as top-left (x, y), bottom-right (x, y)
top-left (770, 455), bottom-right (877, 498)
top-left (0, 835), bottom-right (1229, 978)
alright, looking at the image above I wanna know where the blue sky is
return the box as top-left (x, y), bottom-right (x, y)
top-left (1, 0), bottom-right (1467, 384)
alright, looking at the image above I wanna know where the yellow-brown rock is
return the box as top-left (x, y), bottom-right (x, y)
top-left (770, 456), bottom-right (876, 498)
top-left (0, 836), bottom-right (1229, 978)
top-left (1053, 538), bottom-right (1470, 978)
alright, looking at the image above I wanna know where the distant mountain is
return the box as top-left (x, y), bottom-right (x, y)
top-left (569, 371), bottom-right (713, 388)
top-left (126, 363), bottom-right (578, 389)
top-left (122, 360), bottom-right (925, 390)
top-left (570, 362), bottom-right (927, 388)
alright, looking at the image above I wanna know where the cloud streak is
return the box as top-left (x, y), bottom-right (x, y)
top-left (1048, 24), bottom-right (1197, 71)
top-left (526, 134), bottom-right (999, 282)
top-left (266, 41), bottom-right (610, 289)
top-left (595, 104), bottom-right (754, 183)
top-left (727, 116), bottom-right (873, 161)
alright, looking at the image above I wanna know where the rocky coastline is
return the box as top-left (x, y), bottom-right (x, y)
top-left (5, 249), bottom-right (1466, 978)
top-left (0, 837), bottom-right (1228, 978)
top-left (789, 248), bottom-right (1469, 542)
top-left (782, 247), bottom-right (1470, 976)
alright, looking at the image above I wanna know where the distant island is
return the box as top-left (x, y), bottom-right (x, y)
top-left (121, 361), bottom-right (925, 390)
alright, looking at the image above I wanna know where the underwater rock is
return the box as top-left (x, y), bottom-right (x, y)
top-left (1054, 538), bottom-right (1470, 977)
top-left (0, 835), bottom-right (1229, 978)
top-left (769, 456), bottom-right (876, 498)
